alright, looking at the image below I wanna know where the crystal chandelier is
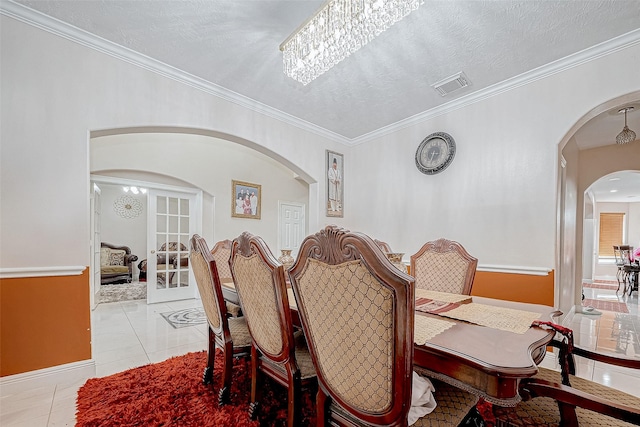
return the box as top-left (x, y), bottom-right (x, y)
top-left (616, 107), bottom-right (636, 145)
top-left (280, 0), bottom-right (424, 85)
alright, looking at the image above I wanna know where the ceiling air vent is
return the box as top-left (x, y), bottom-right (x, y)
top-left (431, 72), bottom-right (470, 96)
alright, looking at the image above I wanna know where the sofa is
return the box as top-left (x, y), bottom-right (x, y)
top-left (100, 242), bottom-right (138, 285)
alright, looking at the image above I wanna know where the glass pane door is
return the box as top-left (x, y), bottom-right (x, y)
top-left (147, 190), bottom-right (196, 303)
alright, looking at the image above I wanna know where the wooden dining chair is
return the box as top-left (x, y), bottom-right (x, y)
top-left (289, 225), bottom-right (478, 426)
top-left (491, 323), bottom-right (640, 426)
top-left (374, 238), bottom-right (393, 253)
top-left (189, 234), bottom-right (251, 406)
top-left (229, 231), bottom-right (316, 427)
top-left (210, 239), bottom-right (242, 317)
top-left (410, 238), bottom-right (477, 295)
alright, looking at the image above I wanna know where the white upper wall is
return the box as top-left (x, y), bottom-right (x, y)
top-left (0, 16), bottom-right (343, 268)
top-left (346, 42), bottom-right (640, 269)
top-left (1, 14), bottom-right (639, 274)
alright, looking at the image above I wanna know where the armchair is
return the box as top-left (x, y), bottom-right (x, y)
top-left (138, 242), bottom-right (188, 285)
top-left (100, 242), bottom-right (138, 285)
top-left (491, 322), bottom-right (640, 426)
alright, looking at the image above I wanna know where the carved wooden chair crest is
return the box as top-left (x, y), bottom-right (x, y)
top-left (289, 225), bottom-right (477, 426)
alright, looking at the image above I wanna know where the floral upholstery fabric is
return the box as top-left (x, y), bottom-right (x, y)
top-left (231, 253), bottom-right (283, 356)
top-left (414, 251), bottom-right (470, 293)
top-left (296, 258), bottom-right (393, 413)
top-left (108, 250), bottom-right (125, 266)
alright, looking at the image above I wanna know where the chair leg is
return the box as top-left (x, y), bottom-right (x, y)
top-left (287, 376), bottom-right (302, 427)
top-left (218, 342), bottom-right (233, 406)
top-left (202, 327), bottom-right (215, 385)
top-left (248, 347), bottom-right (260, 420)
top-left (316, 388), bottom-right (328, 427)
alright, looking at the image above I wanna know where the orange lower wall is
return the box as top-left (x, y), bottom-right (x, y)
top-left (470, 270), bottom-right (555, 306)
top-left (0, 269), bottom-right (91, 376)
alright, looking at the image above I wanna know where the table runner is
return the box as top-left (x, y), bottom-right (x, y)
top-left (414, 315), bottom-right (455, 344)
top-left (438, 303), bottom-right (541, 334)
top-left (414, 289), bottom-right (472, 304)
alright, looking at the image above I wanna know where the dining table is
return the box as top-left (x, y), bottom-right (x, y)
top-left (220, 280), bottom-right (561, 407)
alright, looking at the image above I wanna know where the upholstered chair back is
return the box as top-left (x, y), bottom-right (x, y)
top-left (410, 238), bottom-right (477, 295)
top-left (230, 232), bottom-right (293, 359)
top-left (190, 235), bottom-right (227, 333)
top-left (289, 225), bottom-right (415, 425)
top-left (211, 239), bottom-right (233, 282)
top-left (189, 234), bottom-right (251, 407)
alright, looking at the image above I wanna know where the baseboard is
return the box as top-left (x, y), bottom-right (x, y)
top-left (0, 359), bottom-right (96, 396)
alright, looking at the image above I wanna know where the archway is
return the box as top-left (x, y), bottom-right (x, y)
top-left (557, 91), bottom-right (640, 318)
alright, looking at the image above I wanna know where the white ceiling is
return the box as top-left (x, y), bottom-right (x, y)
top-left (5, 0), bottom-right (640, 201)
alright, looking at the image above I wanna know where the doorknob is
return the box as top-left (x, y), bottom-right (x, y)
top-left (151, 250), bottom-right (155, 254)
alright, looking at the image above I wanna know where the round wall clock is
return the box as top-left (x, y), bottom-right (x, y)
top-left (415, 132), bottom-right (456, 175)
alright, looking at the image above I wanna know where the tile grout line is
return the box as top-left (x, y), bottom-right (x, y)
top-left (123, 301), bottom-right (153, 363)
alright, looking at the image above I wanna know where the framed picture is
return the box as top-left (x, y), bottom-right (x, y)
top-left (326, 150), bottom-right (343, 217)
top-left (231, 180), bottom-right (261, 219)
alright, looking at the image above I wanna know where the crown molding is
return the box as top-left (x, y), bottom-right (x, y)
top-left (3, 0), bottom-right (639, 147)
top-left (350, 28), bottom-right (640, 146)
top-left (0, 0), bottom-right (351, 145)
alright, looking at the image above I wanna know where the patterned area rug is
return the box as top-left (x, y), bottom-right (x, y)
top-left (99, 282), bottom-right (146, 303)
top-left (582, 298), bottom-right (629, 313)
top-left (161, 308), bottom-right (206, 329)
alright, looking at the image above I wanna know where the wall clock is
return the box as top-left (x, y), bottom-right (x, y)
top-left (415, 132), bottom-right (456, 175)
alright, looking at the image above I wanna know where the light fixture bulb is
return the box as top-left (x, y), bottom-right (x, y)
top-left (616, 107), bottom-right (636, 145)
top-left (280, 0), bottom-right (424, 85)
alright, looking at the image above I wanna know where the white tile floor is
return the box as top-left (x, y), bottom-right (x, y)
top-left (538, 283), bottom-right (640, 398)
top-left (1, 298), bottom-right (207, 427)
top-left (1, 286), bottom-right (639, 426)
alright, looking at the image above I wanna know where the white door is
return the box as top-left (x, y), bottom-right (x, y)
top-left (147, 189), bottom-right (197, 303)
top-left (90, 183), bottom-right (102, 308)
top-left (278, 202), bottom-right (305, 256)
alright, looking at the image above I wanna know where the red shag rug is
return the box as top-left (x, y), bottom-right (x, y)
top-left (76, 350), bottom-right (315, 426)
top-left (583, 298), bottom-right (629, 313)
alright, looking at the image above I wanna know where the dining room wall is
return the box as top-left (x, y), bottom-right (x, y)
top-left (0, 15), bottom-right (341, 377)
top-left (2, 11), bottom-right (640, 379)
top-left (346, 41), bottom-right (640, 303)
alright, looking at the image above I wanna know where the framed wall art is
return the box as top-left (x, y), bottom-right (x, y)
top-left (232, 180), bottom-right (261, 219)
top-left (326, 150), bottom-right (343, 218)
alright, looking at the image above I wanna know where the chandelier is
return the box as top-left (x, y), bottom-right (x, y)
top-left (280, 0), bottom-right (424, 85)
top-left (616, 107), bottom-right (636, 145)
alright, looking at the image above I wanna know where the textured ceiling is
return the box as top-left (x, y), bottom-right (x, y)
top-left (5, 0), bottom-right (640, 201)
top-left (9, 0), bottom-right (640, 143)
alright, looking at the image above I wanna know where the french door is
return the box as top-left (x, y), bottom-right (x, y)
top-left (90, 183), bottom-right (102, 308)
top-left (147, 189), bottom-right (197, 303)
